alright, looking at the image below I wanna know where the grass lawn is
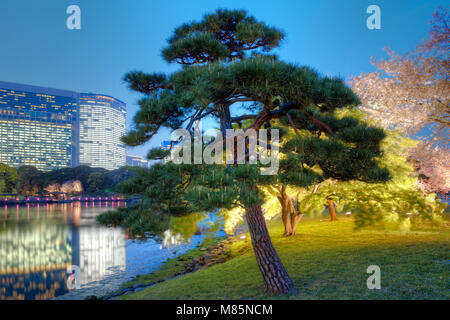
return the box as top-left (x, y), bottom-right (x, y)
top-left (121, 214), bottom-right (450, 300)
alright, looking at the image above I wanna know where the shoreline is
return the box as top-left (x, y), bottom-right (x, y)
top-left (99, 224), bottom-right (248, 300)
top-left (100, 234), bottom-right (246, 300)
top-left (0, 197), bottom-right (131, 206)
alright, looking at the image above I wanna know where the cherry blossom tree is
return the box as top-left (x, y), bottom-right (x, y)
top-left (420, 6), bottom-right (449, 54)
top-left (350, 6), bottom-right (449, 196)
top-left (45, 180), bottom-right (83, 195)
top-left (410, 144), bottom-right (449, 195)
top-left (44, 183), bottom-right (61, 194)
top-left (61, 180), bottom-right (83, 194)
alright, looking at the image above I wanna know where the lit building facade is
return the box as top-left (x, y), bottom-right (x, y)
top-left (78, 94), bottom-right (126, 170)
top-left (0, 81), bottom-right (126, 171)
top-left (0, 81), bottom-right (79, 171)
top-left (126, 155), bottom-right (149, 168)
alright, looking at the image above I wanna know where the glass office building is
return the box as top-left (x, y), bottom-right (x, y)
top-left (0, 81), bottom-right (79, 171)
top-left (0, 81), bottom-right (126, 171)
top-left (78, 94), bottom-right (126, 170)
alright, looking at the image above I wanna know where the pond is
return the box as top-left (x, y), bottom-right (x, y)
top-left (0, 202), bottom-right (225, 300)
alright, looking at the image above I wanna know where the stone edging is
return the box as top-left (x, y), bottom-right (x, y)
top-left (93, 236), bottom-right (245, 300)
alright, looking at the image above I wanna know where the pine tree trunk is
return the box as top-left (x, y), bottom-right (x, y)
top-left (327, 199), bottom-right (338, 221)
top-left (245, 203), bottom-right (297, 295)
top-left (219, 104), bottom-right (232, 139)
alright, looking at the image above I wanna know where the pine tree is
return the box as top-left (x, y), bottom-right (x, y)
top-left (118, 9), bottom-right (388, 295)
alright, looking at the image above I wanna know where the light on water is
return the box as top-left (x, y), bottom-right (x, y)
top-left (0, 202), bottom-right (225, 300)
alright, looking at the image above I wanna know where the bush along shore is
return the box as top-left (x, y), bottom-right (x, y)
top-left (93, 235), bottom-right (246, 300)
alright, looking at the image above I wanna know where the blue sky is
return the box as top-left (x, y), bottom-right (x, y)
top-left (0, 0), bottom-right (444, 158)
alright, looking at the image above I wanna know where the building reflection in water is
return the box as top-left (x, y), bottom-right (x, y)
top-left (0, 202), bottom-right (126, 300)
top-left (70, 203), bottom-right (126, 286)
top-left (161, 229), bottom-right (184, 249)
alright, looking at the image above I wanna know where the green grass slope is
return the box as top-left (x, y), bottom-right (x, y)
top-left (122, 215), bottom-right (450, 300)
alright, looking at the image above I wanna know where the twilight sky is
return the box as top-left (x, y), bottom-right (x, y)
top-left (0, 0), bottom-right (444, 158)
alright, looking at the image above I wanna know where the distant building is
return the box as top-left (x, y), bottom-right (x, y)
top-left (126, 155), bottom-right (149, 168)
top-left (78, 94), bottom-right (126, 170)
top-left (0, 81), bottom-right (126, 171)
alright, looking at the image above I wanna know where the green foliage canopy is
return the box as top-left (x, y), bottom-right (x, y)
top-left (162, 8), bottom-right (285, 65)
top-left (0, 163), bottom-right (18, 193)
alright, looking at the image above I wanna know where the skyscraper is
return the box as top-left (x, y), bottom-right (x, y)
top-left (0, 81), bottom-right (126, 171)
top-left (0, 81), bottom-right (79, 171)
top-left (78, 94), bottom-right (126, 170)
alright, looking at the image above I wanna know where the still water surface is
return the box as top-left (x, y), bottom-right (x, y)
top-left (0, 202), bottom-right (224, 300)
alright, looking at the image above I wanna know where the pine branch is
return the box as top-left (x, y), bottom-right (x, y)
top-left (303, 110), bottom-right (334, 136)
top-left (286, 112), bottom-right (302, 139)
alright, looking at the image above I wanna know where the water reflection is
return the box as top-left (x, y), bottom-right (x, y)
top-left (0, 218), bottom-right (71, 300)
top-left (0, 202), bottom-right (126, 300)
top-left (70, 213), bottom-right (126, 288)
top-left (0, 202), bottom-right (225, 300)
